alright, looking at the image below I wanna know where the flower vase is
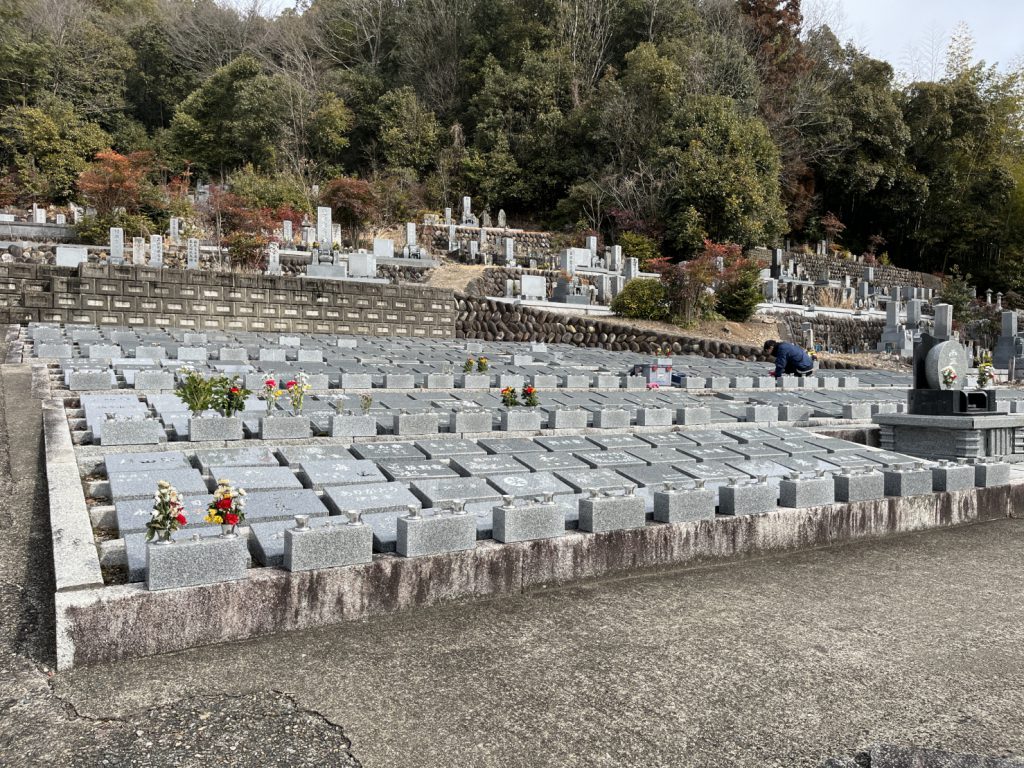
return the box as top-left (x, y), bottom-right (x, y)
top-left (153, 529), bottom-right (173, 544)
top-left (220, 523), bottom-right (238, 538)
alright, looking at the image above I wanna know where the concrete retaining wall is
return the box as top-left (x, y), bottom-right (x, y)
top-left (54, 483), bottom-right (1017, 669)
top-left (0, 262), bottom-right (456, 336)
top-left (0, 221), bottom-right (77, 242)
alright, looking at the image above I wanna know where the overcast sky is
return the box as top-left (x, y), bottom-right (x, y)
top-left (247, 0), bottom-right (1024, 77)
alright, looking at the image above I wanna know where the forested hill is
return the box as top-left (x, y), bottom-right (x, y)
top-left (0, 0), bottom-right (1022, 289)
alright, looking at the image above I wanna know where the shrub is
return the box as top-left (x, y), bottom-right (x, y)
top-left (617, 231), bottom-right (661, 271)
top-left (76, 211), bottom-right (156, 245)
top-left (610, 279), bottom-right (670, 321)
top-left (716, 260), bottom-right (763, 321)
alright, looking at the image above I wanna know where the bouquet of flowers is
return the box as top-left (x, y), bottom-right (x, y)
top-left (286, 372), bottom-right (312, 414)
top-left (500, 386), bottom-right (520, 407)
top-left (205, 478), bottom-right (247, 529)
top-left (261, 378), bottom-right (284, 415)
top-left (359, 393), bottom-right (373, 414)
top-left (463, 357), bottom-right (476, 373)
top-left (212, 375), bottom-right (250, 418)
top-left (147, 480), bottom-right (187, 542)
top-left (977, 364), bottom-right (996, 389)
top-left (647, 382), bottom-right (660, 390)
top-left (175, 365), bottom-right (213, 416)
top-left (476, 357), bottom-right (489, 373)
top-left (940, 365), bottom-right (958, 390)
top-left (520, 384), bottom-right (539, 407)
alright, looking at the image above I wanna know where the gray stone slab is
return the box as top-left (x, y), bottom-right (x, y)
top-left (195, 446), bottom-right (281, 475)
top-left (378, 460), bottom-right (459, 482)
top-left (450, 454), bottom-right (531, 477)
top-left (146, 535), bottom-right (248, 590)
top-left (487, 471), bottom-right (574, 499)
top-left (115, 496), bottom-right (212, 536)
top-left (592, 409), bottom-right (630, 428)
top-left (586, 435), bottom-right (648, 451)
top-left (500, 410), bottom-right (543, 431)
top-left (124, 525), bottom-right (243, 582)
top-left (104, 451), bottom-right (190, 476)
top-left (514, 452), bottom-right (589, 472)
top-left (108, 468), bottom-right (209, 502)
top-left (393, 412), bottom-right (439, 435)
top-left (479, 438), bottom-right (546, 455)
top-left (547, 408), bottom-right (588, 429)
top-left (931, 463), bottom-right (976, 492)
top-left (242, 489), bottom-right (329, 523)
top-left (533, 436), bottom-right (591, 452)
top-left (413, 439), bottom-right (486, 459)
top-left (397, 511), bottom-right (477, 556)
top-left (276, 445), bottom-right (355, 466)
top-left (347, 442), bottom-right (425, 461)
top-left (409, 477), bottom-right (501, 507)
top-left (450, 410), bottom-right (493, 433)
top-left (207, 465), bottom-right (302, 492)
top-left (323, 482), bottom-right (422, 515)
top-left (188, 415), bottom-right (243, 442)
top-left (573, 450), bottom-right (646, 470)
top-left (578, 493), bottom-right (646, 532)
top-left (492, 500), bottom-right (565, 543)
top-left (284, 521), bottom-right (373, 571)
top-left (622, 447), bottom-right (691, 465)
top-left (553, 468), bottom-right (632, 494)
top-left (298, 459), bottom-right (386, 490)
top-left (613, 464), bottom-right (689, 488)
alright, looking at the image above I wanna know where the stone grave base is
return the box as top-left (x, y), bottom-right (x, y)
top-left (874, 413), bottom-right (1024, 462)
top-left (54, 483), bottom-right (1021, 670)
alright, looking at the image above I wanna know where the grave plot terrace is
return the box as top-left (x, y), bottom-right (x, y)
top-left (29, 325), bottom-right (1020, 670)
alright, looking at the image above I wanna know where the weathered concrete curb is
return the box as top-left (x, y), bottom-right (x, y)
top-left (44, 398), bottom-right (104, 593)
top-left (54, 483), bottom-right (1017, 669)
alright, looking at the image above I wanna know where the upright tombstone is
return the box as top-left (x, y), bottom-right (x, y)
top-left (497, 209), bottom-right (506, 228)
top-left (32, 205), bottom-right (46, 224)
top-left (109, 227), bottom-right (124, 265)
top-left (303, 227), bottom-right (316, 245)
top-left (349, 252), bottom-right (377, 278)
top-left (462, 196), bottom-right (472, 224)
top-left (149, 235), bottom-right (164, 267)
top-left (169, 217), bottom-right (181, 244)
top-left (316, 206), bottom-right (332, 245)
top-left (993, 310), bottom-right (1018, 368)
top-left (481, 210), bottom-right (491, 228)
top-left (265, 242), bottom-right (282, 276)
top-left (933, 304), bottom-right (953, 341)
top-left (331, 223), bottom-right (342, 246)
top-left (444, 207), bottom-right (452, 224)
top-left (469, 241), bottom-right (479, 262)
top-left (372, 238), bottom-right (394, 260)
top-left (186, 238), bottom-right (200, 270)
top-left (585, 236), bottom-right (598, 260)
top-left (132, 237), bottom-right (146, 265)
top-left (282, 219), bottom-right (293, 244)
top-left (608, 245), bottom-right (623, 273)
top-left (55, 213), bottom-right (66, 225)
top-left (447, 224), bottom-right (457, 252)
top-left (906, 299), bottom-right (923, 331)
top-left (503, 237), bottom-right (515, 267)
top-left (405, 222), bottom-right (417, 247)
top-left (624, 257), bottom-right (639, 280)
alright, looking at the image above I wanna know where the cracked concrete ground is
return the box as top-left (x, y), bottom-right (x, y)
top-left (2, 346), bottom-right (1024, 767)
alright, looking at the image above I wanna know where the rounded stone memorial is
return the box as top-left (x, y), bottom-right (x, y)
top-left (924, 340), bottom-right (968, 390)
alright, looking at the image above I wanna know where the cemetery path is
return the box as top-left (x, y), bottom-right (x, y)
top-left (40, 518), bottom-right (1024, 768)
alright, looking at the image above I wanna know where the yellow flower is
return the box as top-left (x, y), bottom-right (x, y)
top-left (214, 515), bottom-right (223, 524)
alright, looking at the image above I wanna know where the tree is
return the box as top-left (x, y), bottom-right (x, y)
top-left (609, 278), bottom-right (669, 321)
top-left (0, 97), bottom-right (108, 201)
top-left (617, 231), bottom-right (660, 269)
top-left (321, 175), bottom-right (378, 245)
top-left (170, 55), bottom-right (286, 178)
top-left (374, 87), bottom-right (441, 173)
top-left (77, 150), bottom-right (154, 215)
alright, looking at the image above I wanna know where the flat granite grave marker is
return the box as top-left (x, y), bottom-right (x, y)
top-left (284, 518), bottom-right (373, 571)
top-left (146, 535), bottom-right (247, 590)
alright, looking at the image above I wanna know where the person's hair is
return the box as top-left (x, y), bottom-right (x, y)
top-left (763, 339), bottom-right (777, 352)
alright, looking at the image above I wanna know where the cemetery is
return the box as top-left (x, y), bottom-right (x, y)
top-left (20, 280), bottom-right (1019, 670)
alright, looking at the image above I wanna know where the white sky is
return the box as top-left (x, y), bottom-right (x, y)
top-left (237, 0), bottom-right (1024, 77)
top-left (824, 0), bottom-right (1023, 75)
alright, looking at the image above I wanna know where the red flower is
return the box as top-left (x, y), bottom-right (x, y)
top-left (286, 380), bottom-right (297, 389)
top-left (224, 512), bottom-right (239, 525)
top-left (230, 387), bottom-right (240, 394)
top-left (175, 513), bottom-right (187, 525)
top-left (265, 379), bottom-right (276, 388)
top-left (216, 497), bottom-right (232, 510)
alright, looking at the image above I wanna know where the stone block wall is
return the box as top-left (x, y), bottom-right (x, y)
top-left (777, 313), bottom-right (885, 352)
top-left (0, 262), bottom-right (456, 337)
top-left (456, 294), bottom-right (775, 362)
top-left (786, 252), bottom-right (943, 291)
